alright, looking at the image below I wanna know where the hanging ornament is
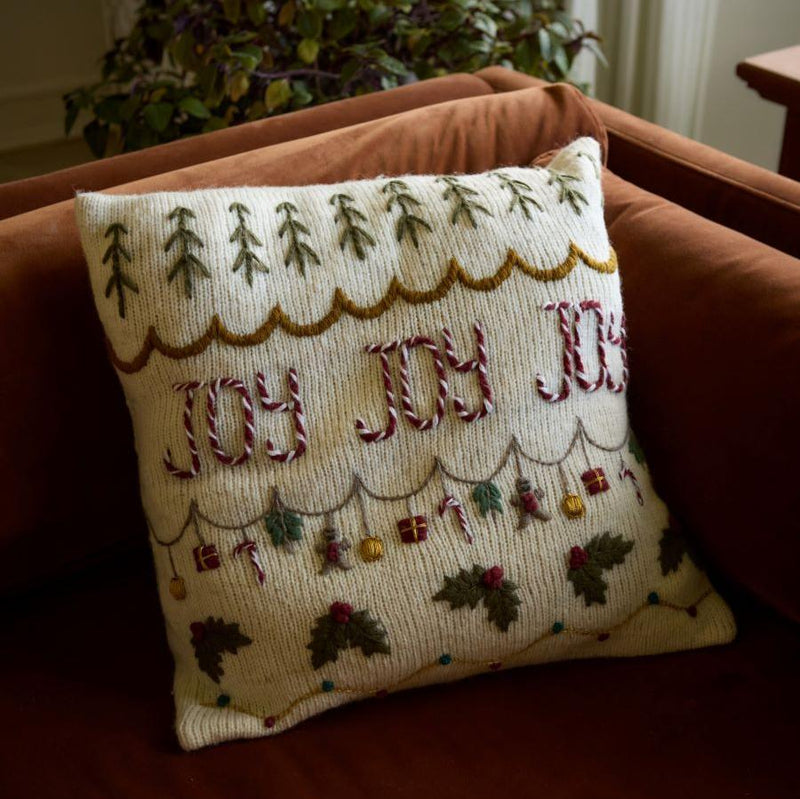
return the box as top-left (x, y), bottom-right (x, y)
top-left (438, 495), bottom-right (474, 544)
top-left (581, 467), bottom-right (610, 496)
top-left (561, 493), bottom-right (586, 519)
top-left (233, 539), bottom-right (267, 585)
top-left (169, 575), bottom-right (187, 600)
top-left (315, 526), bottom-right (353, 574)
top-left (618, 461), bottom-right (644, 506)
top-left (359, 534), bottom-right (384, 563)
top-left (193, 543), bottom-right (221, 572)
top-left (511, 477), bottom-right (552, 528)
top-left (398, 515), bottom-right (428, 543)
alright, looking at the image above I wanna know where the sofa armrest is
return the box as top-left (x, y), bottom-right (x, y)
top-left (475, 66), bottom-right (800, 258)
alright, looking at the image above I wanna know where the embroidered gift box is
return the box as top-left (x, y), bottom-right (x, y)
top-left (75, 138), bottom-right (735, 750)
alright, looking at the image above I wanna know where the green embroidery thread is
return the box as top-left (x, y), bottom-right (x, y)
top-left (658, 518), bottom-right (701, 576)
top-left (547, 171), bottom-right (589, 215)
top-left (102, 222), bottom-right (138, 318)
top-left (433, 565), bottom-right (520, 632)
top-left (576, 151), bottom-right (601, 179)
top-left (472, 482), bottom-right (503, 517)
top-left (567, 532), bottom-right (634, 606)
top-left (330, 193), bottom-right (376, 261)
top-left (307, 602), bottom-right (391, 670)
top-left (164, 206), bottom-right (210, 298)
top-left (382, 179), bottom-right (432, 248)
top-left (277, 201), bottom-right (320, 276)
top-left (437, 176), bottom-right (493, 228)
top-left (229, 202), bottom-right (268, 286)
top-left (492, 172), bottom-right (543, 219)
top-left (265, 506), bottom-right (303, 552)
top-left (190, 617), bottom-right (252, 684)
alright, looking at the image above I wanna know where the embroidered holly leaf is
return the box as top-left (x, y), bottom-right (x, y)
top-left (307, 614), bottom-right (350, 670)
top-left (628, 431), bottom-right (646, 465)
top-left (585, 532), bottom-right (634, 569)
top-left (190, 617), bottom-right (252, 684)
top-left (567, 562), bottom-right (609, 607)
top-left (472, 482), bottom-right (503, 517)
top-left (347, 610), bottom-right (391, 658)
top-left (658, 518), bottom-right (702, 576)
top-left (484, 581), bottom-right (521, 632)
top-left (433, 564), bottom-right (485, 609)
top-left (265, 508), bottom-right (303, 551)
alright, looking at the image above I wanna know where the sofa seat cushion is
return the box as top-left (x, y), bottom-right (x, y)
top-left (2, 562), bottom-right (797, 798)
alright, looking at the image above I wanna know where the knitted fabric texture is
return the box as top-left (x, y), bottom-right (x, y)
top-left (75, 138), bottom-right (735, 751)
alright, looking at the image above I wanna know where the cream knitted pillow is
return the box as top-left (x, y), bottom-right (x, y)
top-left (76, 138), bottom-right (735, 750)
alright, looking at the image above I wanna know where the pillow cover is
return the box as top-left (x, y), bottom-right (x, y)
top-left (76, 137), bottom-right (735, 750)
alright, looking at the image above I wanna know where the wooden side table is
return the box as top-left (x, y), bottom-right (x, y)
top-left (737, 45), bottom-right (800, 180)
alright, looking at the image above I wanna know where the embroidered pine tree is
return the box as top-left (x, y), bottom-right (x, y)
top-left (102, 222), bottom-right (139, 318)
top-left (472, 482), bottom-right (503, 517)
top-left (547, 171), bottom-right (589, 215)
top-left (330, 193), bottom-right (376, 260)
top-left (190, 617), bottom-right (252, 683)
top-left (437, 176), bottom-right (493, 228)
top-left (433, 565), bottom-right (520, 632)
top-left (307, 602), bottom-right (390, 670)
top-left (382, 179), bottom-right (432, 247)
top-left (658, 516), bottom-right (701, 576)
top-left (164, 206), bottom-right (210, 298)
top-left (265, 505), bottom-right (303, 552)
top-left (492, 172), bottom-right (543, 219)
top-left (567, 532), bottom-right (634, 606)
top-left (276, 201), bottom-right (320, 276)
top-left (229, 202), bottom-right (268, 286)
top-left (576, 150), bottom-right (601, 179)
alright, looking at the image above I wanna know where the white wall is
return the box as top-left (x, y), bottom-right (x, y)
top-left (0, 0), bottom-right (109, 151)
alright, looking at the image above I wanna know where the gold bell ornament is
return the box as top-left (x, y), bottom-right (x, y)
top-left (561, 493), bottom-right (586, 519)
top-left (359, 534), bottom-right (384, 563)
top-left (169, 576), bottom-right (187, 600)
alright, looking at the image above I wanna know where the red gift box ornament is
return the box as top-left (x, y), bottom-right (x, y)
top-left (398, 515), bottom-right (428, 544)
top-left (194, 543), bottom-right (221, 572)
top-left (581, 468), bottom-right (610, 496)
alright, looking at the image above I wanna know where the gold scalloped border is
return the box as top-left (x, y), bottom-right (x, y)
top-left (197, 587), bottom-right (711, 731)
top-left (109, 243), bottom-right (617, 374)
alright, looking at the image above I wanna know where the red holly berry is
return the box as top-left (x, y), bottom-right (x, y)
top-left (482, 565), bottom-right (505, 590)
top-left (326, 542), bottom-right (340, 562)
top-left (189, 622), bottom-right (206, 641)
top-left (569, 546), bottom-right (589, 570)
top-left (330, 601), bottom-right (353, 624)
top-left (264, 716), bottom-right (276, 729)
top-left (489, 661), bottom-right (503, 671)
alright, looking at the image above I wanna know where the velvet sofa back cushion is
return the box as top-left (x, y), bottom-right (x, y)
top-left (0, 84), bottom-right (606, 594)
top-left (0, 74), bottom-right (492, 221)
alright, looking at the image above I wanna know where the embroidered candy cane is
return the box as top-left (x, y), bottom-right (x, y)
top-left (438, 494), bottom-right (474, 544)
top-left (442, 322), bottom-right (494, 422)
top-left (573, 300), bottom-right (607, 393)
top-left (606, 312), bottom-right (629, 394)
top-left (619, 461), bottom-right (644, 506)
top-left (233, 539), bottom-right (267, 585)
top-left (356, 341), bottom-right (399, 443)
top-left (206, 378), bottom-right (255, 466)
top-left (163, 381), bottom-right (203, 479)
top-left (257, 368), bottom-right (307, 463)
top-left (398, 336), bottom-right (449, 430)
top-left (536, 301), bottom-right (573, 403)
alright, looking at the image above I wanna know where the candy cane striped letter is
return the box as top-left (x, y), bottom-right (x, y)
top-left (206, 377), bottom-right (255, 466)
top-left (573, 300), bottom-right (607, 393)
top-left (606, 312), bottom-right (629, 394)
top-left (163, 381), bottom-right (203, 479)
top-left (442, 322), bottom-right (494, 422)
top-left (355, 342), bottom-right (399, 443)
top-left (398, 336), bottom-right (449, 430)
top-left (535, 301), bottom-right (573, 403)
top-left (257, 368), bottom-right (307, 463)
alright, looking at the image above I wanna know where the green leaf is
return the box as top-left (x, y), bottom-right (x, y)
top-left (83, 119), bottom-right (109, 158)
top-left (328, 9), bottom-right (358, 39)
top-left (265, 508), bottom-right (303, 549)
top-left (64, 101), bottom-right (79, 136)
top-left (307, 614), bottom-right (349, 670)
top-left (433, 565), bottom-right (485, 610)
top-left (298, 38), bottom-right (320, 65)
top-left (658, 521), bottom-right (701, 576)
top-left (472, 482), bottom-right (503, 517)
top-left (553, 46), bottom-right (570, 76)
top-left (347, 610), bottom-right (391, 658)
top-left (191, 617), bottom-right (252, 683)
top-left (202, 116), bottom-right (228, 133)
top-left (585, 532), bottom-right (634, 569)
top-left (628, 432), bottom-right (646, 465)
top-left (484, 582), bottom-right (521, 632)
top-left (178, 96), bottom-right (211, 119)
top-left (143, 102), bottom-right (174, 133)
top-left (223, 0), bottom-right (241, 23)
top-left (297, 10), bottom-right (323, 38)
top-left (246, 0), bottom-right (266, 25)
top-left (567, 562), bottom-right (608, 607)
top-left (537, 27), bottom-right (552, 61)
top-left (265, 78), bottom-right (292, 111)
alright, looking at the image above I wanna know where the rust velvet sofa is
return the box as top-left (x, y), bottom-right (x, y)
top-left (1, 69), bottom-right (798, 799)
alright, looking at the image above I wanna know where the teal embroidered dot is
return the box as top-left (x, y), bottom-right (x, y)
top-left (648, 591), bottom-right (660, 605)
top-left (439, 654), bottom-right (452, 665)
top-left (216, 694), bottom-right (230, 708)
top-left (322, 680), bottom-right (335, 692)
top-left (552, 621), bottom-right (565, 634)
